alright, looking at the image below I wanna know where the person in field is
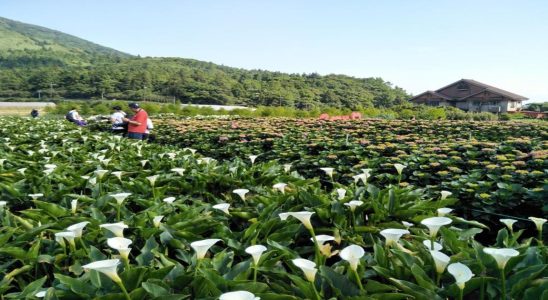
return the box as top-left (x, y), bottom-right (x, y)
top-left (65, 107), bottom-right (87, 126)
top-left (30, 109), bottom-right (39, 118)
top-left (143, 117), bottom-right (155, 142)
top-left (110, 106), bottom-right (127, 134)
top-left (123, 103), bottom-right (148, 139)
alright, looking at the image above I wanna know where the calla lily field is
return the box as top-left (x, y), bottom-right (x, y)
top-left (0, 116), bottom-right (546, 299)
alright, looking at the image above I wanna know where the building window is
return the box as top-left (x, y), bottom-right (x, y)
top-left (427, 101), bottom-right (440, 106)
top-left (473, 101), bottom-right (480, 106)
top-left (510, 101), bottom-right (516, 108)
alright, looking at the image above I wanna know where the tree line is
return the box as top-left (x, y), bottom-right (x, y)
top-left (0, 51), bottom-right (409, 109)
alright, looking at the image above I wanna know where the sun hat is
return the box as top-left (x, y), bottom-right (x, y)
top-left (128, 103), bottom-right (140, 109)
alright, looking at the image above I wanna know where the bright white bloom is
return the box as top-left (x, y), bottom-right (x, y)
top-left (94, 170), bottom-right (109, 180)
top-left (163, 197), bottom-right (176, 204)
top-left (528, 217), bottom-right (547, 232)
top-left (29, 193), bottom-right (44, 200)
top-left (283, 163), bottom-right (292, 173)
top-left (292, 258), bottom-right (317, 282)
top-left (107, 237), bottom-right (132, 259)
top-left (111, 171), bottom-right (123, 181)
top-left (249, 155), bottom-right (259, 165)
top-left (320, 167), bottom-right (334, 178)
top-left (344, 200), bottom-right (364, 212)
top-left (272, 183), bottom-right (287, 194)
top-left (402, 221), bottom-right (413, 229)
top-left (55, 231), bottom-right (76, 247)
top-left (219, 291), bottom-right (260, 300)
top-left (336, 188), bottom-right (346, 200)
top-left (147, 175), bottom-right (159, 186)
top-left (191, 239), bottom-right (221, 260)
top-left (440, 191), bottom-right (452, 200)
top-left (100, 222), bottom-right (128, 237)
top-left (89, 177), bottom-right (97, 186)
top-left (421, 217), bottom-right (452, 238)
top-left (430, 250), bottom-right (450, 274)
top-left (311, 235), bottom-right (335, 244)
top-left (483, 248), bottom-right (520, 269)
top-left (82, 259), bottom-right (122, 283)
top-left (153, 215), bottom-right (164, 228)
top-left (171, 168), bottom-right (185, 176)
top-left (212, 203), bottom-right (230, 215)
top-left (71, 199), bottom-right (78, 214)
top-left (17, 168), bottom-right (27, 175)
top-left (201, 157), bottom-right (214, 164)
top-left (353, 174), bottom-right (367, 184)
top-left (43, 168), bottom-right (54, 175)
top-left (361, 169), bottom-right (372, 184)
top-left (0, 159), bottom-right (5, 167)
top-left (110, 193), bottom-right (132, 205)
top-left (183, 148), bottom-right (197, 155)
top-left (140, 160), bottom-right (149, 167)
top-left (423, 240), bottom-right (443, 251)
top-left (66, 221), bottom-right (90, 238)
top-left (394, 163), bottom-right (406, 175)
top-left (437, 207), bottom-right (453, 217)
top-left (0, 201), bottom-right (7, 208)
top-left (35, 290), bottom-right (47, 298)
top-left (44, 164), bottom-right (57, 170)
top-left (448, 262), bottom-right (474, 290)
top-left (339, 244), bottom-right (365, 271)
top-left (279, 211), bottom-right (314, 230)
top-left (245, 245), bottom-right (267, 265)
top-left (166, 152), bottom-right (177, 160)
top-left (380, 229), bottom-right (410, 246)
top-left (233, 189), bottom-right (250, 201)
top-left (500, 219), bottom-right (517, 231)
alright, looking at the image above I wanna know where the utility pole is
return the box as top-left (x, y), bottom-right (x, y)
top-left (37, 90), bottom-right (41, 100)
top-left (49, 83), bottom-right (55, 100)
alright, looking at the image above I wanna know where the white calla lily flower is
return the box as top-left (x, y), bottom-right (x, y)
top-left (336, 188), bottom-right (346, 200)
top-left (99, 222), bottom-right (128, 237)
top-left (283, 163), bottom-right (292, 173)
top-left (483, 248), bottom-right (520, 269)
top-left (111, 171), bottom-right (123, 181)
top-left (29, 193), bottom-right (44, 200)
top-left (107, 237), bottom-right (132, 259)
top-left (191, 239), bottom-right (221, 260)
top-left (402, 221), bottom-right (413, 229)
top-left (171, 168), bottom-right (185, 176)
top-left (528, 217), bottom-right (546, 232)
top-left (272, 183), bottom-right (287, 194)
top-left (35, 290), bottom-right (47, 298)
top-left (430, 250), bottom-right (450, 274)
top-left (233, 189), bottom-right (250, 201)
top-left (245, 245), bottom-right (267, 265)
top-left (344, 200), bottom-right (364, 212)
top-left (219, 291), bottom-right (260, 300)
top-left (320, 167), bottom-right (334, 178)
top-left (339, 244), bottom-right (365, 271)
top-left (163, 197), bottom-right (176, 204)
top-left (448, 262), bottom-right (474, 290)
top-left (421, 217), bottom-right (452, 238)
top-left (212, 203), bottom-right (230, 215)
top-left (66, 221), bottom-right (90, 238)
top-left (55, 231), bottom-right (76, 247)
top-left (380, 228), bottom-right (410, 246)
top-left (440, 191), bottom-right (452, 200)
top-left (279, 211), bottom-right (314, 230)
top-left (153, 215), bottom-right (164, 228)
top-left (110, 193), bottom-right (132, 205)
top-left (394, 163), bottom-right (406, 175)
top-left (423, 240), bottom-right (443, 251)
top-left (71, 199), bottom-right (78, 214)
top-left (249, 155), bottom-right (259, 164)
top-left (500, 218), bottom-right (517, 231)
top-left (82, 259), bottom-right (122, 283)
top-left (147, 175), bottom-right (159, 186)
top-left (94, 170), bottom-right (109, 179)
top-left (437, 207), bottom-right (453, 217)
top-left (292, 258), bottom-right (317, 282)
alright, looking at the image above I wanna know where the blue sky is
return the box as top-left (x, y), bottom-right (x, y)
top-left (1, 0), bottom-right (547, 102)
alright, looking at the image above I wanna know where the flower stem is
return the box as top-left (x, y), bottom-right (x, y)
top-left (311, 281), bottom-right (321, 300)
top-left (253, 264), bottom-right (258, 282)
top-left (78, 238), bottom-right (89, 256)
top-left (459, 288), bottom-right (463, 300)
top-left (116, 280), bottom-right (131, 300)
top-left (353, 269), bottom-right (364, 292)
top-left (435, 272), bottom-right (441, 287)
top-left (117, 205), bottom-right (121, 221)
top-left (309, 228), bottom-right (322, 265)
top-left (501, 268), bottom-right (507, 300)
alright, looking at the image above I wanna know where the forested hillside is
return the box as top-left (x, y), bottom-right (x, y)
top-left (0, 17), bottom-right (409, 108)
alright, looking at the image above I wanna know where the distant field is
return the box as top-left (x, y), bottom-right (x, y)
top-left (0, 102), bottom-right (55, 115)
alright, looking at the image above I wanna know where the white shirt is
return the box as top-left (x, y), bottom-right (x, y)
top-left (145, 118), bottom-right (153, 134)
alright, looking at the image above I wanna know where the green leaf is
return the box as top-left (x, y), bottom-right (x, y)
top-left (320, 265), bottom-right (360, 297)
top-left (120, 267), bottom-right (148, 291)
top-left (410, 264), bottom-right (437, 291)
top-left (388, 278), bottom-right (443, 300)
top-left (142, 280), bottom-right (170, 297)
top-left (136, 237), bottom-right (159, 266)
top-left (33, 200), bottom-right (67, 217)
top-left (0, 247), bottom-right (28, 260)
top-left (18, 275), bottom-right (47, 297)
top-left (509, 264), bottom-right (547, 298)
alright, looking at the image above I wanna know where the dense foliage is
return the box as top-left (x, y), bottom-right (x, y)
top-left (0, 116), bottom-right (546, 299)
top-left (151, 117), bottom-right (547, 228)
top-left (0, 17), bottom-right (409, 108)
